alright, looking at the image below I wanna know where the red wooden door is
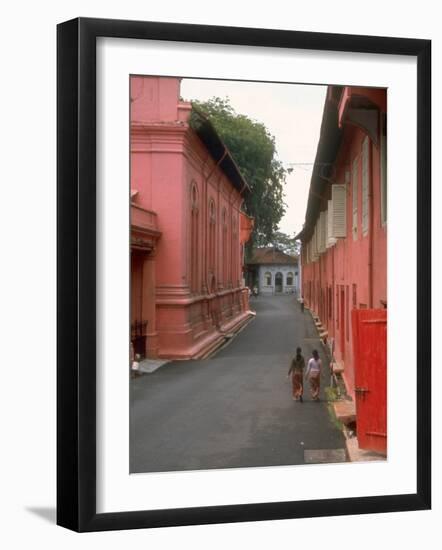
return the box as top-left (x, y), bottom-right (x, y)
top-left (351, 309), bottom-right (387, 454)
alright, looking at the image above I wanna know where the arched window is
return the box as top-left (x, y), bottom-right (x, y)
top-left (222, 208), bottom-right (227, 286)
top-left (286, 272), bottom-right (294, 286)
top-left (231, 214), bottom-right (238, 287)
top-left (190, 183), bottom-right (199, 293)
top-left (264, 272), bottom-right (272, 286)
top-left (208, 199), bottom-right (216, 279)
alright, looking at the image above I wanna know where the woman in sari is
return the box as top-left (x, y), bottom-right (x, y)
top-left (305, 349), bottom-right (322, 401)
top-left (288, 347), bottom-right (305, 402)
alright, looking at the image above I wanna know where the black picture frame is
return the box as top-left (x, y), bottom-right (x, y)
top-left (57, 17), bottom-right (431, 532)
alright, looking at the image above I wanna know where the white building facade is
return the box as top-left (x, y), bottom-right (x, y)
top-left (258, 264), bottom-right (299, 295)
top-left (247, 248), bottom-right (299, 296)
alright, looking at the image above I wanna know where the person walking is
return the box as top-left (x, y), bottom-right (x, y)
top-left (287, 347), bottom-right (305, 402)
top-left (305, 349), bottom-right (322, 401)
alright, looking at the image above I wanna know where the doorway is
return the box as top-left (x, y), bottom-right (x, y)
top-left (275, 272), bottom-right (283, 293)
top-left (340, 287), bottom-right (345, 358)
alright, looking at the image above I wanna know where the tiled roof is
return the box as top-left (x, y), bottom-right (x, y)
top-left (248, 247), bottom-right (298, 265)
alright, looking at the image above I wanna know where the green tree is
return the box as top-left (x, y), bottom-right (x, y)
top-left (190, 97), bottom-right (287, 249)
top-left (271, 231), bottom-right (301, 256)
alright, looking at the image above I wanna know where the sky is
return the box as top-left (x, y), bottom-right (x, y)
top-left (181, 79), bottom-right (327, 237)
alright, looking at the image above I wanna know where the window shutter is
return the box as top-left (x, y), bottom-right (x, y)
top-left (311, 228), bottom-right (315, 258)
top-left (361, 136), bottom-right (370, 235)
top-left (324, 209), bottom-right (328, 247)
top-left (352, 156), bottom-right (358, 240)
top-left (317, 219), bottom-right (322, 257)
top-left (311, 225), bottom-right (319, 261)
top-left (323, 211), bottom-right (327, 252)
top-left (318, 211), bottom-right (326, 253)
top-left (327, 200), bottom-right (337, 247)
top-left (331, 184), bottom-right (347, 238)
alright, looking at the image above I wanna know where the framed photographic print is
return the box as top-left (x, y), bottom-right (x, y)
top-left (57, 17), bottom-right (431, 532)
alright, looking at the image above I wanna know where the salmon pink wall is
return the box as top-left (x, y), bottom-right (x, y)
top-left (130, 76), bottom-right (252, 359)
top-left (301, 87), bottom-right (387, 395)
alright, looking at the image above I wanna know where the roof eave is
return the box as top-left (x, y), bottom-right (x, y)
top-left (190, 106), bottom-right (251, 197)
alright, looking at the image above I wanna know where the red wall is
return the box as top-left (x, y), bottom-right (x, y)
top-left (301, 88), bottom-right (387, 395)
top-left (130, 76), bottom-right (252, 359)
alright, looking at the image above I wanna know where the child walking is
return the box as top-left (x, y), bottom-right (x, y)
top-left (287, 347), bottom-right (305, 402)
top-left (305, 349), bottom-right (322, 401)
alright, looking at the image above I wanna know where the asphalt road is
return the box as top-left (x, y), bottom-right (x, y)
top-left (130, 295), bottom-right (345, 473)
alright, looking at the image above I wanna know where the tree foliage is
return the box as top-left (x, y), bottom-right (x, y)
top-left (191, 97), bottom-right (287, 248)
top-left (271, 231), bottom-right (301, 256)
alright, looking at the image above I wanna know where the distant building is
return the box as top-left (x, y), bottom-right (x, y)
top-left (130, 76), bottom-right (254, 360)
top-left (247, 247), bottom-right (299, 295)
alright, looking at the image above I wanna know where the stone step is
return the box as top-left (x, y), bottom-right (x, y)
top-left (333, 400), bottom-right (356, 425)
top-left (345, 433), bottom-right (387, 462)
top-left (331, 360), bottom-right (344, 374)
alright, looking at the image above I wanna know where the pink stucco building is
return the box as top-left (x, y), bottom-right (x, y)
top-left (130, 76), bottom-right (254, 360)
top-left (297, 85), bottom-right (387, 396)
top-left (297, 85), bottom-right (387, 453)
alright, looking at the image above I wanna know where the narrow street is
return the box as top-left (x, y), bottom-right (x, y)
top-left (130, 295), bottom-right (346, 473)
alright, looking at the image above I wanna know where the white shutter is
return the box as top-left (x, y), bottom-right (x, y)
top-left (311, 226), bottom-right (316, 261)
top-left (331, 184), bottom-right (347, 238)
top-left (327, 200), bottom-right (337, 247)
top-left (361, 136), bottom-right (370, 235)
top-left (317, 219), bottom-right (322, 257)
top-left (352, 156), bottom-right (358, 240)
top-left (322, 211), bottom-right (327, 252)
top-left (311, 225), bottom-right (319, 261)
top-left (324, 209), bottom-right (328, 247)
top-left (318, 211), bottom-right (326, 253)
